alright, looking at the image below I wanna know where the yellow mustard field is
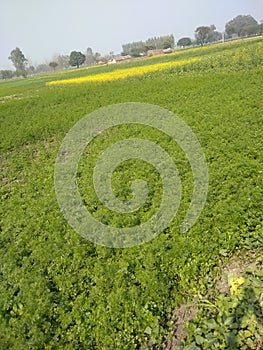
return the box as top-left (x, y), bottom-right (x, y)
top-left (46, 58), bottom-right (201, 85)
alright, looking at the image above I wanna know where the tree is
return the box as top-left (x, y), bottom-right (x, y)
top-left (207, 29), bottom-right (222, 43)
top-left (85, 47), bottom-right (96, 66)
top-left (225, 15), bottom-right (258, 37)
top-left (195, 25), bottom-right (221, 45)
top-left (195, 26), bottom-right (212, 45)
top-left (55, 54), bottom-right (70, 69)
top-left (27, 65), bottom-right (35, 76)
top-left (49, 61), bottom-right (58, 71)
top-left (162, 35), bottom-right (175, 49)
top-left (177, 37), bottom-right (192, 47)
top-left (35, 64), bottom-right (52, 74)
top-left (122, 41), bottom-right (145, 55)
top-left (123, 35), bottom-right (175, 55)
top-left (93, 52), bottom-right (102, 63)
top-left (69, 51), bottom-right (86, 68)
top-left (0, 70), bottom-right (14, 80)
top-left (144, 44), bottom-right (155, 51)
top-left (8, 47), bottom-right (27, 78)
top-left (240, 23), bottom-right (261, 36)
top-left (130, 47), bottom-right (144, 57)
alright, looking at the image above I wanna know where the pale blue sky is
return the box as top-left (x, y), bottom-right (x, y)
top-left (1, 0), bottom-right (262, 69)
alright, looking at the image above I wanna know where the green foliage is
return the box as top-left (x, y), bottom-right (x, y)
top-left (225, 15), bottom-right (259, 38)
top-left (122, 34), bottom-right (175, 55)
top-left (0, 37), bottom-right (263, 349)
top-left (164, 40), bottom-right (263, 76)
top-left (0, 70), bottom-right (15, 80)
top-left (177, 37), bottom-right (192, 47)
top-left (8, 47), bottom-right (28, 78)
top-left (122, 41), bottom-right (145, 56)
top-left (183, 256), bottom-right (263, 349)
top-left (194, 25), bottom-right (220, 46)
top-left (49, 61), bottom-right (58, 71)
top-left (55, 54), bottom-right (70, 70)
top-left (69, 51), bottom-right (86, 68)
top-left (85, 47), bottom-right (97, 66)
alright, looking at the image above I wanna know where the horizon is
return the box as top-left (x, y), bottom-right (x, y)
top-left (1, 0), bottom-right (263, 70)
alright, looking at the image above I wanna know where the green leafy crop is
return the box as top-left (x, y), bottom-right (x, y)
top-left (1, 37), bottom-right (262, 349)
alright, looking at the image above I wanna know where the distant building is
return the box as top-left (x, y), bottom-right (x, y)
top-left (109, 55), bottom-right (132, 64)
top-left (163, 48), bottom-right (173, 54)
top-left (147, 49), bottom-right (164, 57)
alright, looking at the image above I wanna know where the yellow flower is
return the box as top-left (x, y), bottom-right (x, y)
top-left (45, 37), bottom-right (263, 86)
top-left (46, 58), bottom-right (201, 86)
top-left (229, 276), bottom-right (245, 295)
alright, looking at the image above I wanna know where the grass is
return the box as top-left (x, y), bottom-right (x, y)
top-left (0, 37), bottom-right (262, 349)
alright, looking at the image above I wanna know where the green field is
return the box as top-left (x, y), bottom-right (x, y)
top-left (1, 37), bottom-right (263, 349)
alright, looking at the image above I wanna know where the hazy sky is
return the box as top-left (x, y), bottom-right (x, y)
top-left (1, 0), bottom-right (262, 69)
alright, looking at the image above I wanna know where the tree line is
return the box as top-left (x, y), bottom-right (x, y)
top-left (1, 47), bottom-right (107, 79)
top-left (1, 14), bottom-right (262, 79)
top-left (192, 15), bottom-right (263, 47)
top-left (124, 15), bottom-right (263, 52)
top-left (122, 35), bottom-right (175, 56)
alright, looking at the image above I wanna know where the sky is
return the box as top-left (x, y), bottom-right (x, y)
top-left (1, 0), bottom-right (263, 70)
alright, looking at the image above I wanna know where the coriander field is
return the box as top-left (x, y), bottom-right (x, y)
top-left (1, 37), bottom-right (263, 349)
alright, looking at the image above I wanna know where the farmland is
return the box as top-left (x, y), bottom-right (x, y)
top-left (1, 37), bottom-right (263, 349)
